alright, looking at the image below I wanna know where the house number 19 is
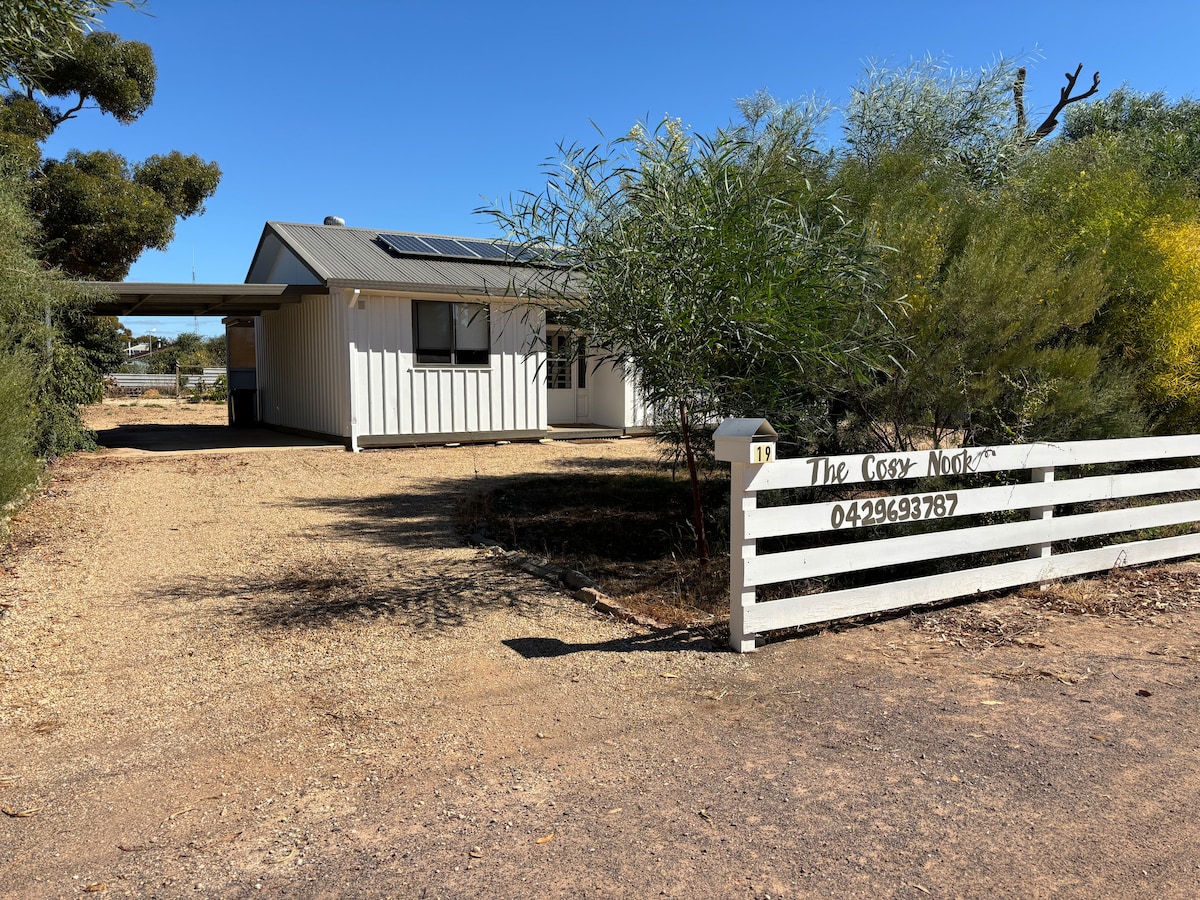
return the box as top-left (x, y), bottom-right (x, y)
top-left (752, 443), bottom-right (774, 464)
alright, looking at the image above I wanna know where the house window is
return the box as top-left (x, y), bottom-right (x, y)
top-left (414, 301), bottom-right (490, 365)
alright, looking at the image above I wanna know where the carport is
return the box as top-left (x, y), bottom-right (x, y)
top-left (86, 281), bottom-right (327, 428)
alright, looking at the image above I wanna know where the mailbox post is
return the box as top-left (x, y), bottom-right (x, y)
top-left (713, 419), bottom-right (778, 652)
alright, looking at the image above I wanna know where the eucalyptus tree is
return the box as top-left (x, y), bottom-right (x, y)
top-left (0, 0), bottom-right (142, 79)
top-left (2, 24), bottom-right (221, 280)
top-left (484, 112), bottom-right (900, 559)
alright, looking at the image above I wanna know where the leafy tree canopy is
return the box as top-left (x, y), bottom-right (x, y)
top-left (33, 148), bottom-right (220, 278)
top-left (487, 112), bottom-right (900, 448)
top-left (1, 19), bottom-right (220, 280)
top-left (0, 0), bottom-right (141, 77)
top-left (485, 110), bottom-right (902, 557)
top-left (20, 29), bottom-right (155, 125)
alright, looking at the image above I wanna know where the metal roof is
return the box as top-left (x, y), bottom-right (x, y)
top-left (81, 222), bottom-right (573, 319)
top-left (255, 221), bottom-right (571, 298)
top-left (84, 282), bottom-right (322, 317)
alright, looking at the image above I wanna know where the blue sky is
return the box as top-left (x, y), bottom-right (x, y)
top-left (37, 0), bottom-right (1200, 338)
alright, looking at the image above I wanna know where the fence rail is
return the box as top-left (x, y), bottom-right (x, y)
top-left (105, 368), bottom-right (225, 396)
top-left (725, 429), bottom-right (1200, 652)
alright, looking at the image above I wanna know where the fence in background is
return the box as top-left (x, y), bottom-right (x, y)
top-left (723, 426), bottom-right (1200, 652)
top-left (105, 368), bottom-right (225, 396)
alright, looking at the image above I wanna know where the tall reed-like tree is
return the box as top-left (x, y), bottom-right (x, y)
top-left (484, 111), bottom-right (901, 559)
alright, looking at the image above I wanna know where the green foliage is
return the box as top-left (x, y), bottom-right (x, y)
top-left (1, 22), bottom-right (221, 280)
top-left (0, 94), bottom-right (53, 167)
top-left (826, 57), bottom-right (1200, 447)
top-left (0, 143), bottom-right (116, 492)
top-left (0, 348), bottom-right (38, 508)
top-left (143, 331), bottom-right (218, 374)
top-left (1064, 88), bottom-right (1200, 192)
top-left (835, 148), bottom-right (1144, 449)
top-left (485, 113), bottom-right (900, 451)
top-left (33, 149), bottom-right (170, 278)
top-left (0, 1), bottom-right (162, 505)
top-left (1031, 122), bottom-right (1200, 431)
top-left (31, 148), bottom-right (220, 279)
top-left (844, 55), bottom-right (1032, 185)
top-left (1118, 218), bottom-right (1200, 430)
top-left (31, 30), bottom-right (154, 123)
top-left (0, 1), bottom-right (140, 78)
top-left (202, 334), bottom-right (226, 366)
top-left (134, 150), bottom-right (221, 217)
top-left (208, 373), bottom-right (226, 403)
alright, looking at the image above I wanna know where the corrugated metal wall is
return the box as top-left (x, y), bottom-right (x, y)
top-left (257, 295), bottom-right (349, 437)
top-left (347, 294), bottom-right (545, 438)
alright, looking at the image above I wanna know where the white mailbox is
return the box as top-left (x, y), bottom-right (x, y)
top-left (713, 418), bottom-right (778, 465)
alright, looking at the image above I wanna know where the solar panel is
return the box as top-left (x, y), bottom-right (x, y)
top-left (511, 245), bottom-right (564, 263)
top-left (457, 240), bottom-right (509, 260)
top-left (422, 237), bottom-right (474, 257)
top-left (378, 233), bottom-right (436, 255)
top-left (377, 232), bottom-right (565, 265)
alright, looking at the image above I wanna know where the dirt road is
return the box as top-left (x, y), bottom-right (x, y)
top-left (1, 401), bottom-right (1199, 898)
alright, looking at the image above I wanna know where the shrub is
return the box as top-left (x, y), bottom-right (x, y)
top-left (0, 351), bottom-right (37, 509)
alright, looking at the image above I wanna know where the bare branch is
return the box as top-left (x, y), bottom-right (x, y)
top-left (1029, 63), bottom-right (1101, 143)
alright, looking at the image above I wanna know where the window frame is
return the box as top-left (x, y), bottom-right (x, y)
top-left (412, 300), bottom-right (491, 367)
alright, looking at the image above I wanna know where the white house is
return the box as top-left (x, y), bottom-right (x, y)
top-left (92, 219), bottom-right (651, 450)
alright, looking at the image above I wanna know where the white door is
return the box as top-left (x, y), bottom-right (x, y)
top-left (547, 328), bottom-right (590, 424)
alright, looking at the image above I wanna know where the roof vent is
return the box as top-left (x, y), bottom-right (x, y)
top-left (323, 215), bottom-right (346, 227)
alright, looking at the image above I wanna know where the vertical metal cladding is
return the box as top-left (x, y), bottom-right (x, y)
top-left (347, 294), bottom-right (545, 438)
top-left (257, 295), bottom-right (350, 437)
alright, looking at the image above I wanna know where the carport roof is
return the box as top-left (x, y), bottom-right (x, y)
top-left (83, 282), bottom-right (325, 317)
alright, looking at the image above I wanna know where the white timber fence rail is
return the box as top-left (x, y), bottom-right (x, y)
top-left (714, 418), bottom-right (1200, 653)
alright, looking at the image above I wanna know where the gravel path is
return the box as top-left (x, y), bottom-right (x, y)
top-left (2, 402), bottom-right (1200, 898)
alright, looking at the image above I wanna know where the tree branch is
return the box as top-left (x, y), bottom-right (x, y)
top-left (1014, 67), bottom-right (1028, 135)
top-left (1029, 63), bottom-right (1100, 143)
top-left (48, 93), bottom-right (86, 127)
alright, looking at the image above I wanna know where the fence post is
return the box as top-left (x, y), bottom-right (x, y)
top-left (713, 418), bottom-right (778, 653)
top-left (1028, 465), bottom-right (1055, 559)
top-left (729, 461), bottom-right (758, 653)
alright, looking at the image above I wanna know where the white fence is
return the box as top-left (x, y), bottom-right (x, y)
top-left (105, 368), bottom-right (225, 395)
top-left (726, 430), bottom-right (1200, 652)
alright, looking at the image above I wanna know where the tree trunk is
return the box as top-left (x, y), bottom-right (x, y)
top-left (679, 401), bottom-right (709, 562)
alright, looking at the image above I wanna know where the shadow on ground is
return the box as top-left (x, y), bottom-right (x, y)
top-left (155, 558), bottom-right (542, 632)
top-left (284, 462), bottom-right (731, 622)
top-left (94, 423), bottom-right (337, 452)
top-left (503, 632), bottom-right (719, 657)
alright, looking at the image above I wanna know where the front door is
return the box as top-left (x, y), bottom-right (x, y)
top-left (547, 328), bottom-right (590, 425)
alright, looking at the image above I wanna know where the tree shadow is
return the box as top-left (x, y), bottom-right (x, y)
top-left (155, 558), bottom-right (541, 632)
top-left (283, 455), bottom-right (706, 558)
top-left (285, 492), bottom-right (454, 550)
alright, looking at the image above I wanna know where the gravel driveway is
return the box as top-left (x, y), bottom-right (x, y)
top-left (2, 401), bottom-right (1199, 898)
